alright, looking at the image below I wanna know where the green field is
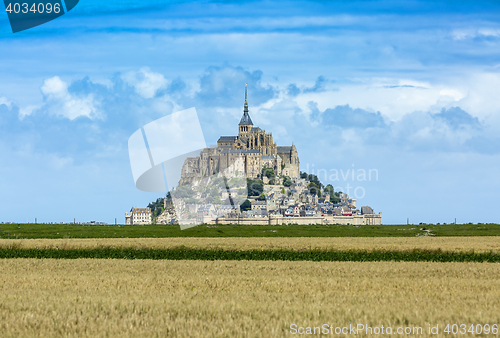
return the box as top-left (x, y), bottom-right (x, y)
top-left (1, 247), bottom-right (499, 262)
top-left (0, 223), bottom-right (498, 239)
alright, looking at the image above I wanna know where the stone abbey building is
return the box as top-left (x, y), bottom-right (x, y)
top-left (179, 85), bottom-right (300, 185)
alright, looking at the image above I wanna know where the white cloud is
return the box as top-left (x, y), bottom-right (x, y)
top-left (62, 94), bottom-right (98, 120)
top-left (39, 76), bottom-right (100, 120)
top-left (292, 84), bottom-right (440, 121)
top-left (41, 76), bottom-right (68, 99)
top-left (0, 96), bottom-right (12, 108)
top-left (283, 73), bottom-right (498, 126)
top-left (122, 67), bottom-right (167, 99)
top-left (257, 98), bottom-right (301, 125)
top-left (19, 105), bottom-right (39, 118)
top-left (456, 73), bottom-right (500, 119)
top-left (451, 28), bottom-right (500, 40)
top-left (439, 89), bottom-right (465, 101)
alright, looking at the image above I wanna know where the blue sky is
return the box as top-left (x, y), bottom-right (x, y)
top-left (1, 0), bottom-right (500, 224)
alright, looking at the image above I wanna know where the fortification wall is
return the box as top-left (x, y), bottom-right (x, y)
top-left (214, 214), bottom-right (382, 225)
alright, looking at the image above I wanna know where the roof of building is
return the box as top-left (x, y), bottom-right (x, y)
top-left (361, 206), bottom-right (374, 214)
top-left (250, 127), bottom-right (260, 132)
top-left (218, 136), bottom-right (238, 142)
top-left (221, 149), bottom-right (260, 154)
top-left (239, 111), bottom-right (253, 125)
top-left (277, 146), bottom-right (292, 153)
top-left (132, 207), bottom-right (151, 213)
top-left (198, 205), bottom-right (215, 212)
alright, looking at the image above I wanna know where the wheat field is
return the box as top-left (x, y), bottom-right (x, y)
top-left (0, 259), bottom-right (498, 337)
top-left (1, 236), bottom-right (499, 253)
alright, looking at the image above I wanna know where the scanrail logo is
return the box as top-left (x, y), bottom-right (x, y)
top-left (128, 108), bottom-right (247, 229)
top-left (3, 0), bottom-right (78, 33)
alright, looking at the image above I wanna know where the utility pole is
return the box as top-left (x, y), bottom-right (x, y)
top-left (407, 218), bottom-right (409, 225)
top-left (455, 218), bottom-right (456, 225)
top-left (115, 218), bottom-right (117, 225)
top-left (35, 218), bottom-right (37, 224)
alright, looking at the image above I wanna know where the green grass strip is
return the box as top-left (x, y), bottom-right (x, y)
top-left (0, 248), bottom-right (499, 262)
top-left (1, 223), bottom-right (500, 239)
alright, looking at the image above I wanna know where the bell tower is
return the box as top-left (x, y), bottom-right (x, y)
top-left (238, 84), bottom-right (253, 136)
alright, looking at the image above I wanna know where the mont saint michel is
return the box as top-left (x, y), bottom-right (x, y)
top-left (126, 86), bottom-right (381, 226)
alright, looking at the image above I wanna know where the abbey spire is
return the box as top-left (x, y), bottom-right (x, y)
top-left (239, 83), bottom-right (253, 126)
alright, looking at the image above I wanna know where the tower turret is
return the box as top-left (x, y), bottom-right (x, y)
top-left (239, 84), bottom-right (253, 135)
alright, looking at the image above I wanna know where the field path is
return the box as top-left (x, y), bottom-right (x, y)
top-left (1, 236), bottom-right (499, 253)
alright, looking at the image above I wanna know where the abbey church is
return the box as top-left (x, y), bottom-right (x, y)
top-left (179, 85), bottom-right (300, 185)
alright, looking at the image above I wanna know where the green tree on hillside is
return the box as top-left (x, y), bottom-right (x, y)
top-left (247, 179), bottom-right (264, 196)
top-left (307, 174), bottom-right (323, 189)
top-left (148, 197), bottom-right (165, 223)
top-left (308, 182), bottom-right (320, 196)
top-left (324, 184), bottom-right (340, 203)
top-left (240, 199), bottom-right (251, 212)
top-left (262, 167), bottom-right (275, 179)
top-left (282, 176), bottom-right (292, 187)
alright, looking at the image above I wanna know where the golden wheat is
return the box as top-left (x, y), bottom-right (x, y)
top-left (0, 259), bottom-right (498, 337)
top-left (1, 236), bottom-right (499, 253)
